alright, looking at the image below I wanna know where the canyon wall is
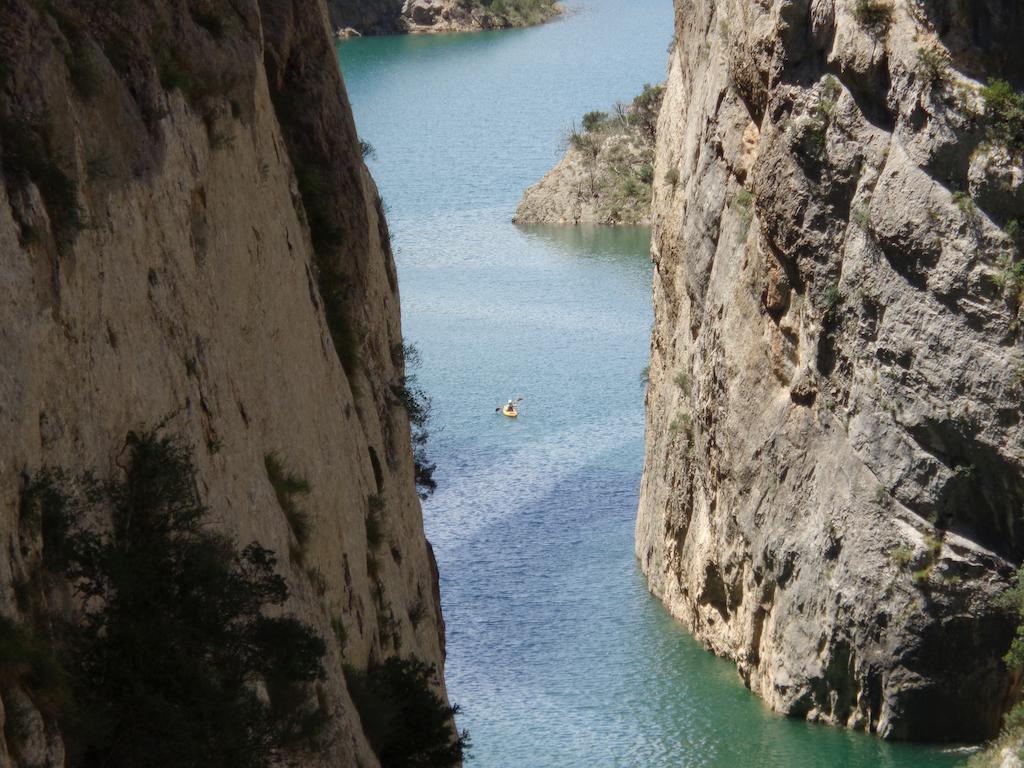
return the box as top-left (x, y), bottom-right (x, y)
top-left (638, 0), bottom-right (1024, 741)
top-left (0, 0), bottom-right (446, 764)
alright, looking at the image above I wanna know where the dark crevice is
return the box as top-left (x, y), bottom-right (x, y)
top-left (905, 418), bottom-right (1024, 559)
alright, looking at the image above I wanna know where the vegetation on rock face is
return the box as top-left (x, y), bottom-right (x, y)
top-left (981, 79), bottom-right (1024, 155)
top-left (455, 0), bottom-right (558, 27)
top-left (16, 432), bottom-right (329, 768)
top-left (345, 657), bottom-right (469, 767)
top-left (264, 452), bottom-right (313, 564)
top-left (537, 83), bottom-right (664, 225)
top-left (392, 342), bottom-right (437, 499)
top-left (850, 0), bottom-right (893, 34)
top-left (968, 567), bottom-right (1024, 766)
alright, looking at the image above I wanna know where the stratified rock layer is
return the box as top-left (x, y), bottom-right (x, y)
top-left (0, 0), bottom-right (445, 765)
top-left (637, 0), bottom-right (1024, 741)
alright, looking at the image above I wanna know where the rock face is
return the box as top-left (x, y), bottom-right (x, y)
top-left (514, 86), bottom-right (662, 226)
top-left (328, 0), bottom-right (406, 35)
top-left (637, 0), bottom-right (1024, 742)
top-left (0, 0), bottom-right (447, 765)
top-left (327, 0), bottom-right (560, 36)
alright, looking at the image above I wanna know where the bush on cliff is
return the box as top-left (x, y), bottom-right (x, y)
top-left (392, 342), bottom-right (437, 499)
top-left (22, 432), bottom-right (328, 768)
top-left (629, 83), bottom-right (664, 141)
top-left (982, 79), bottom-right (1024, 155)
top-left (345, 657), bottom-right (468, 767)
top-left (968, 568), bottom-right (1024, 765)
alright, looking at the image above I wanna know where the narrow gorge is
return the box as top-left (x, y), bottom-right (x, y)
top-left (326, 0), bottom-right (560, 37)
top-left (3, 0), bottom-right (1022, 763)
top-left (0, 1), bottom-right (452, 765)
top-left (638, 0), bottom-right (1023, 745)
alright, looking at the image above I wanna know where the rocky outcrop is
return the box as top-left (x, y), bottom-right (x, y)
top-left (638, 0), bottom-right (1024, 742)
top-left (0, 0), bottom-right (447, 765)
top-left (514, 86), bottom-right (662, 226)
top-left (327, 0), bottom-right (560, 37)
top-left (328, 0), bottom-right (406, 35)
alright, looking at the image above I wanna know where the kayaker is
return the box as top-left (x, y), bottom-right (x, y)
top-left (507, 399), bottom-right (514, 410)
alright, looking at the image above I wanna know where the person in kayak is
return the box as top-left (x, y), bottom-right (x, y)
top-left (507, 399), bottom-right (515, 410)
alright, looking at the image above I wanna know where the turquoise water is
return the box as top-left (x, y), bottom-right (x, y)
top-left (337, 4), bottom-right (966, 765)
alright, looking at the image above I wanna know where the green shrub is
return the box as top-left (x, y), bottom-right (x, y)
top-left (629, 83), bottom-right (664, 140)
top-left (669, 412), bottom-right (692, 435)
top-left (996, 251), bottom-right (1024, 306)
top-left (581, 110), bottom-right (608, 133)
top-left (19, 469), bottom-right (78, 572)
top-left (359, 139), bottom-right (376, 159)
top-left (639, 364), bottom-right (650, 388)
top-left (732, 188), bottom-right (754, 234)
top-left (620, 176), bottom-right (643, 200)
top-left (673, 370), bottom-right (691, 395)
top-left (486, 0), bottom-right (558, 24)
top-left (998, 567), bottom-right (1024, 670)
top-left (393, 343), bottom-right (437, 499)
top-left (823, 282), bottom-right (842, 322)
top-left (569, 129), bottom-right (600, 161)
top-left (1007, 219), bottom-right (1023, 251)
top-left (982, 79), bottom-right (1024, 155)
top-left (344, 657), bottom-right (468, 767)
top-left (264, 453), bottom-right (312, 560)
top-left (911, 566), bottom-right (932, 586)
top-left (664, 167), bottom-right (680, 186)
top-left (889, 547), bottom-right (913, 568)
top-left (851, 0), bottom-right (893, 33)
top-left (637, 163), bottom-right (654, 184)
top-left (916, 46), bottom-right (950, 86)
top-left (36, 432), bottom-right (328, 767)
top-left (953, 190), bottom-right (977, 218)
top-left (853, 205), bottom-right (871, 230)
top-left (796, 77), bottom-right (841, 160)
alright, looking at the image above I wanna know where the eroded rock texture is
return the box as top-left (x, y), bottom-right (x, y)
top-left (0, 0), bottom-right (445, 764)
top-left (637, 0), bottom-right (1024, 741)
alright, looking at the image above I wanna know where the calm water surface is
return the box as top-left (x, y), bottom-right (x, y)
top-left (338, 4), bottom-right (965, 765)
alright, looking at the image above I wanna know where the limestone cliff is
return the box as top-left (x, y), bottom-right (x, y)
top-left (514, 85), bottom-right (663, 226)
top-left (327, 0), bottom-right (560, 37)
top-left (0, 0), bottom-right (448, 765)
top-left (638, 0), bottom-right (1024, 742)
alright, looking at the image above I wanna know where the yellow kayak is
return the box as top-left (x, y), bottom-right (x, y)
top-left (502, 406), bottom-right (518, 418)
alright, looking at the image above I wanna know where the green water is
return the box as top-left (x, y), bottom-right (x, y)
top-left (338, 4), bottom-right (968, 765)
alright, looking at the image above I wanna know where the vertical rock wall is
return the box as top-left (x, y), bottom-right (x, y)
top-left (0, 0), bottom-right (445, 764)
top-left (638, 0), bottom-right (1023, 741)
